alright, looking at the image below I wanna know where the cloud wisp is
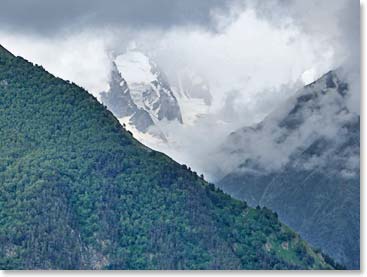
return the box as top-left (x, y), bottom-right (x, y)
top-left (0, 0), bottom-right (359, 180)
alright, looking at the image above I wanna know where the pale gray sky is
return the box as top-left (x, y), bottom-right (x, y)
top-left (0, 0), bottom-right (360, 179)
top-left (0, 0), bottom-right (359, 114)
top-left (0, 0), bottom-right (236, 34)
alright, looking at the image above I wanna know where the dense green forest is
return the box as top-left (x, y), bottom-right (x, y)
top-left (0, 45), bottom-right (337, 269)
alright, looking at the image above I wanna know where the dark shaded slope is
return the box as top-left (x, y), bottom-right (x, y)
top-left (0, 46), bottom-right (334, 270)
top-left (219, 71), bottom-right (359, 269)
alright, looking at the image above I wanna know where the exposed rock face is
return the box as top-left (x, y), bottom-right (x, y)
top-left (114, 51), bottom-right (182, 123)
top-left (101, 51), bottom-right (184, 139)
top-left (100, 62), bottom-right (137, 118)
top-left (130, 108), bottom-right (155, 133)
top-left (100, 62), bottom-right (154, 133)
top-left (142, 62), bottom-right (183, 123)
top-left (218, 71), bottom-right (360, 269)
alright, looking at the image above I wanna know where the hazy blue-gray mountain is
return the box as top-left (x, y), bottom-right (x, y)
top-left (174, 69), bottom-right (212, 106)
top-left (218, 71), bottom-right (360, 269)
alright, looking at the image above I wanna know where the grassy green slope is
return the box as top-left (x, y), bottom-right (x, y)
top-left (0, 45), bottom-right (334, 270)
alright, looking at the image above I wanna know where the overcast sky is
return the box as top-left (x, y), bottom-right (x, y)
top-left (0, 0), bottom-right (359, 98)
top-left (0, 0), bottom-right (360, 179)
top-left (0, 0), bottom-right (359, 122)
top-left (0, 0), bottom-right (237, 33)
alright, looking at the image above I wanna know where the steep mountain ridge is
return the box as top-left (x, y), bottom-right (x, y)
top-left (0, 45), bottom-right (336, 269)
top-left (218, 71), bottom-right (360, 269)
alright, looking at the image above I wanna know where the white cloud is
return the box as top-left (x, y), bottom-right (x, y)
top-left (0, 0), bottom-right (359, 181)
top-left (148, 9), bottom-right (335, 110)
top-left (213, 72), bottom-right (359, 180)
top-left (0, 30), bottom-right (118, 96)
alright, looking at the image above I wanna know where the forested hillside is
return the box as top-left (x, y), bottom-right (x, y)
top-left (0, 45), bottom-right (336, 270)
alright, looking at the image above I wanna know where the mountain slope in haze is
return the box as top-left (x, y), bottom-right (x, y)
top-left (218, 71), bottom-right (359, 269)
top-left (0, 45), bottom-right (337, 270)
top-left (174, 69), bottom-right (212, 105)
top-left (171, 68), bottom-right (212, 125)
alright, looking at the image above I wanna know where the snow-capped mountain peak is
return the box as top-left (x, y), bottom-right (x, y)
top-left (101, 49), bottom-right (215, 154)
top-left (114, 50), bottom-right (182, 124)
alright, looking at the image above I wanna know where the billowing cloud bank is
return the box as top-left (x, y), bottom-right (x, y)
top-left (0, 0), bottom-right (359, 180)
